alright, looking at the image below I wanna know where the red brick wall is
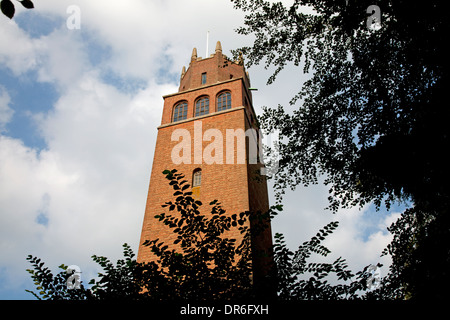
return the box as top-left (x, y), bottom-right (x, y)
top-left (161, 78), bottom-right (246, 125)
top-left (138, 109), bottom-right (251, 262)
top-left (179, 48), bottom-right (251, 93)
top-left (137, 49), bottom-right (272, 284)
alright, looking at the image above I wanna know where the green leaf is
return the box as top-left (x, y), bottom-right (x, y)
top-left (20, 0), bottom-right (34, 9)
top-left (274, 204), bottom-right (283, 211)
top-left (1, 0), bottom-right (15, 19)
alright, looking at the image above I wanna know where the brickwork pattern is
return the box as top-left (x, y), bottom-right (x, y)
top-left (137, 42), bottom-right (273, 284)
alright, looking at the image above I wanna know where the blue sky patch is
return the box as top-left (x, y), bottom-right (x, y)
top-left (15, 11), bottom-right (65, 39)
top-left (100, 69), bottom-right (148, 94)
top-left (0, 67), bottom-right (58, 150)
top-left (80, 30), bottom-right (112, 68)
top-left (359, 201), bottom-right (409, 242)
top-left (36, 212), bottom-right (49, 227)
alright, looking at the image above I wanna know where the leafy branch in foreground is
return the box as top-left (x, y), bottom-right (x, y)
top-left (141, 169), bottom-right (256, 300)
top-left (273, 222), bottom-right (380, 300)
top-left (26, 169), bottom-right (379, 300)
top-left (25, 255), bottom-right (90, 300)
top-left (25, 169), bottom-right (261, 300)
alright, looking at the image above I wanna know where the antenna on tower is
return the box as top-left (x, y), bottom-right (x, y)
top-left (206, 31), bottom-right (210, 57)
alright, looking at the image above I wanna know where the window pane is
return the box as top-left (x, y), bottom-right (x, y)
top-left (193, 170), bottom-right (201, 187)
top-left (201, 73), bottom-right (207, 84)
top-left (217, 92), bottom-right (231, 111)
top-left (195, 97), bottom-right (209, 116)
top-left (173, 102), bottom-right (188, 122)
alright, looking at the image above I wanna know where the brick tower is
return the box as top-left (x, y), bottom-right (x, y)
top-left (137, 41), bottom-right (273, 286)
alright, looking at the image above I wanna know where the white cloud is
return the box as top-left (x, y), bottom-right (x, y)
top-left (0, 77), bottom-right (175, 296)
top-left (26, 0), bottom-right (250, 80)
top-left (0, 19), bottom-right (38, 75)
top-left (34, 30), bottom-right (89, 88)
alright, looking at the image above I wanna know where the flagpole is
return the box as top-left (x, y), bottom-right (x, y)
top-left (206, 31), bottom-right (210, 57)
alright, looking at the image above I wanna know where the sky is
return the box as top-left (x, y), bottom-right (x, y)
top-left (0, 0), bottom-right (403, 299)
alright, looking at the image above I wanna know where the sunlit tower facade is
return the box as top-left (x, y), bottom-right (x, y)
top-left (137, 41), bottom-right (273, 286)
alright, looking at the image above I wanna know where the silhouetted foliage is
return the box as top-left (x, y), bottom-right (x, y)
top-left (1, 0), bottom-right (34, 19)
top-left (232, 0), bottom-right (449, 299)
top-left (26, 170), bottom-right (377, 300)
top-left (377, 205), bottom-right (450, 300)
top-left (273, 225), bottom-right (377, 300)
top-left (140, 169), bottom-right (256, 300)
top-left (25, 256), bottom-right (91, 300)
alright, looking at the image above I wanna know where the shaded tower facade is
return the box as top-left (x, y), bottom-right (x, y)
top-left (137, 41), bottom-right (272, 285)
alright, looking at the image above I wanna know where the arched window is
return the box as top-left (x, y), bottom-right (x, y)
top-left (173, 101), bottom-right (188, 122)
top-left (195, 96), bottom-right (209, 117)
top-left (192, 169), bottom-right (202, 187)
top-left (217, 91), bottom-right (231, 111)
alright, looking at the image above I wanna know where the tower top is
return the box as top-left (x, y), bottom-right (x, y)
top-left (178, 41), bottom-right (250, 93)
top-left (215, 40), bottom-right (222, 53)
top-left (191, 47), bottom-right (198, 61)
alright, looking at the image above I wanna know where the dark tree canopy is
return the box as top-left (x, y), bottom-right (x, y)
top-left (232, 0), bottom-right (448, 211)
top-left (232, 0), bottom-right (449, 299)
